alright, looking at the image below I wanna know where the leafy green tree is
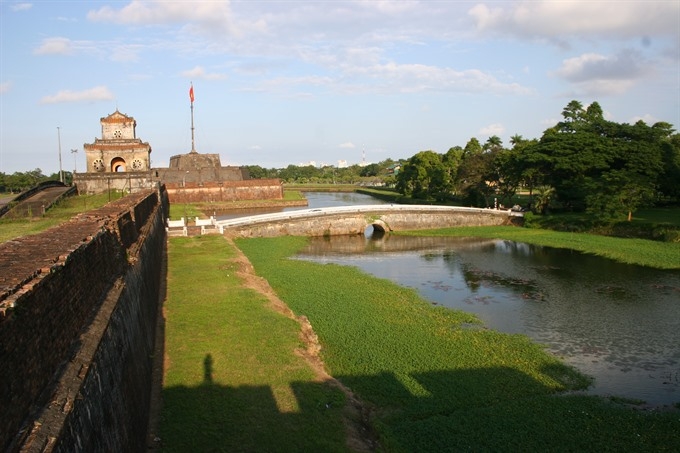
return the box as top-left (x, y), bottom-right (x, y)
top-left (509, 137), bottom-right (543, 208)
top-left (359, 163), bottom-right (380, 177)
top-left (443, 146), bottom-right (464, 194)
top-left (456, 138), bottom-right (496, 207)
top-left (483, 135), bottom-right (503, 153)
top-left (396, 150), bottom-right (452, 201)
top-left (658, 129), bottom-right (680, 202)
top-left (463, 137), bottom-right (483, 156)
top-left (597, 120), bottom-right (665, 220)
top-left (531, 101), bottom-right (614, 210)
top-left (529, 101), bottom-right (670, 218)
top-left (533, 185), bottom-right (556, 214)
top-left (246, 165), bottom-right (269, 179)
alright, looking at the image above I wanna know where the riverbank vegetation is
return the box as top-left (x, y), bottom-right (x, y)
top-left (235, 235), bottom-right (680, 451)
top-left (397, 225), bottom-right (680, 270)
top-left (394, 101), bottom-right (679, 220)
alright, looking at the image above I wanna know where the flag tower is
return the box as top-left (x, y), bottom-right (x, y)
top-left (189, 83), bottom-right (197, 153)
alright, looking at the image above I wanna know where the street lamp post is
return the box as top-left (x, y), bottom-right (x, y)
top-left (57, 127), bottom-right (64, 183)
top-left (71, 149), bottom-right (78, 174)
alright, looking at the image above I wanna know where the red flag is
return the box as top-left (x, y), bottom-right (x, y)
top-left (189, 85), bottom-right (194, 103)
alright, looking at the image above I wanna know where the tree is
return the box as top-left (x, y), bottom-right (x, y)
top-left (246, 165), bottom-right (269, 179)
top-left (657, 128), bottom-right (680, 202)
top-left (396, 150), bottom-right (452, 201)
top-left (359, 163), bottom-right (380, 177)
top-left (586, 121), bottom-right (666, 221)
top-left (456, 138), bottom-right (496, 207)
top-left (517, 140), bottom-right (544, 206)
top-left (483, 135), bottom-right (503, 153)
top-left (463, 137), bottom-right (483, 156)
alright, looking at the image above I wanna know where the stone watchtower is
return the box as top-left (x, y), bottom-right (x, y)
top-left (83, 110), bottom-right (151, 173)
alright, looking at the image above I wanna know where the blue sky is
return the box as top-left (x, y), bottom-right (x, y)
top-left (1, 1), bottom-right (678, 174)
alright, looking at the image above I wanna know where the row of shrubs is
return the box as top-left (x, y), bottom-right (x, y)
top-left (522, 212), bottom-right (680, 242)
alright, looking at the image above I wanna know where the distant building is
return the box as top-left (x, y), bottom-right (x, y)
top-left (83, 110), bottom-right (151, 173)
top-left (74, 110), bottom-right (282, 203)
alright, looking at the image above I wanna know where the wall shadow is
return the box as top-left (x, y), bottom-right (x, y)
top-left (157, 359), bottom-right (659, 452)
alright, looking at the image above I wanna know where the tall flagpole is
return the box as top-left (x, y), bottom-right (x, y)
top-left (189, 83), bottom-right (196, 153)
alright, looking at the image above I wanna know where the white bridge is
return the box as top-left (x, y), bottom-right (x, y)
top-left (212, 205), bottom-right (522, 238)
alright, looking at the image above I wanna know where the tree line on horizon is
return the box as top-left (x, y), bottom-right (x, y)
top-left (4, 101), bottom-right (678, 222)
top-left (0, 169), bottom-right (72, 193)
top-left (251, 100), bottom-right (680, 221)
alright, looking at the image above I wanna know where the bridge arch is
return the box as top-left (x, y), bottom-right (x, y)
top-left (365, 219), bottom-right (390, 236)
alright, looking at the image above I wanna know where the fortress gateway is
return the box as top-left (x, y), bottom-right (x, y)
top-left (74, 110), bottom-right (283, 203)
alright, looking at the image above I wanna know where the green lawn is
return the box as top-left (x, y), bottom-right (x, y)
top-left (160, 236), bottom-right (348, 452)
top-left (236, 236), bottom-right (680, 451)
top-left (633, 207), bottom-right (680, 226)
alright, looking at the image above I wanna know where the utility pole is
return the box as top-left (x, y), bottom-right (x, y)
top-left (57, 127), bottom-right (64, 183)
top-left (71, 149), bottom-right (78, 174)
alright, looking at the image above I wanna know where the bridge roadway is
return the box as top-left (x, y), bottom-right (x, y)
top-left (215, 204), bottom-right (522, 238)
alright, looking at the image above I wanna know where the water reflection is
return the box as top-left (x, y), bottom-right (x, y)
top-left (297, 234), bottom-right (680, 406)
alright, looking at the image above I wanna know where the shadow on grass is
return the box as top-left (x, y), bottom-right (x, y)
top-left (159, 357), bottom-right (679, 452)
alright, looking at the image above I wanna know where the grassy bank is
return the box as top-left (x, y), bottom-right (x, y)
top-left (0, 192), bottom-right (111, 243)
top-left (236, 236), bottom-right (680, 451)
top-left (396, 225), bottom-right (680, 270)
top-left (160, 236), bottom-right (348, 452)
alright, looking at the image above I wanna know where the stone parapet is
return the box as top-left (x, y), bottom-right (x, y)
top-left (0, 186), bottom-right (167, 452)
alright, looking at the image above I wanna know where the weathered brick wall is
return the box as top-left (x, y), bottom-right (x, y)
top-left (73, 172), bottom-right (156, 195)
top-left (0, 186), bottom-right (167, 452)
top-left (167, 178), bottom-right (283, 203)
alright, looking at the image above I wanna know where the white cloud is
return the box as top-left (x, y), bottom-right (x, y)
top-left (40, 86), bottom-right (115, 104)
top-left (249, 145), bottom-right (262, 150)
top-left (554, 50), bottom-right (648, 95)
top-left (556, 51), bottom-right (647, 82)
top-left (181, 66), bottom-right (227, 81)
top-left (11, 3), bottom-right (32, 12)
top-left (469, 1), bottom-right (680, 40)
top-left (479, 123), bottom-right (505, 136)
top-left (0, 81), bottom-right (11, 94)
top-left (355, 0), bottom-right (420, 15)
top-left (339, 142), bottom-right (356, 149)
top-left (33, 37), bottom-right (73, 55)
top-left (87, 1), bottom-right (263, 38)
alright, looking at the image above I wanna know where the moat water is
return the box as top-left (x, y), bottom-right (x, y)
top-left (231, 192), bottom-right (680, 406)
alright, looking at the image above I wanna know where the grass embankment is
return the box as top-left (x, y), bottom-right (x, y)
top-left (236, 236), bottom-right (680, 451)
top-left (160, 236), bottom-right (348, 452)
top-left (0, 193), bottom-right (111, 243)
top-left (396, 226), bottom-right (680, 270)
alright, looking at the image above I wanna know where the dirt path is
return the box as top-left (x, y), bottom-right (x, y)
top-left (226, 237), bottom-right (379, 452)
top-left (147, 236), bottom-right (378, 452)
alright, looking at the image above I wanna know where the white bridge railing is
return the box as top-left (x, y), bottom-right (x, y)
top-left (215, 204), bottom-right (521, 229)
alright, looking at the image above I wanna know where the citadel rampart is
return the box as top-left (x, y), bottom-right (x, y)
top-left (0, 187), bottom-right (168, 452)
top-left (165, 178), bottom-right (284, 203)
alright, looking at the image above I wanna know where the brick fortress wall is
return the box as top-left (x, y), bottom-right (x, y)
top-left (164, 178), bottom-right (284, 203)
top-left (0, 186), bottom-right (168, 452)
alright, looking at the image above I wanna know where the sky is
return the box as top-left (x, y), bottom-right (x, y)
top-left (1, 0), bottom-right (679, 175)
